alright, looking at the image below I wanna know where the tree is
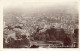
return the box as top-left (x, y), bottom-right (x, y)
top-left (73, 29), bottom-right (78, 48)
top-left (46, 26), bottom-right (56, 41)
top-left (55, 28), bottom-right (66, 41)
top-left (63, 36), bottom-right (72, 47)
top-left (7, 37), bottom-right (15, 48)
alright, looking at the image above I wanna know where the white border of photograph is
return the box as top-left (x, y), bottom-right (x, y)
top-left (0, 0), bottom-right (80, 51)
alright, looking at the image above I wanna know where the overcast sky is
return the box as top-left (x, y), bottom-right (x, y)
top-left (3, 0), bottom-right (77, 9)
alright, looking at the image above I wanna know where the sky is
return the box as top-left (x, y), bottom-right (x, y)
top-left (3, 0), bottom-right (78, 9)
